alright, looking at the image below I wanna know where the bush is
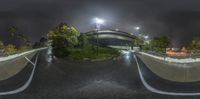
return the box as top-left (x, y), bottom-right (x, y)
top-left (53, 47), bottom-right (70, 57)
top-left (0, 41), bottom-right (4, 49)
top-left (4, 44), bottom-right (17, 55)
top-left (18, 45), bottom-right (32, 51)
top-left (47, 23), bottom-right (80, 49)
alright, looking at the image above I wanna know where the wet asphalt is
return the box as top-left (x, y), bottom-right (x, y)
top-left (1, 50), bottom-right (200, 99)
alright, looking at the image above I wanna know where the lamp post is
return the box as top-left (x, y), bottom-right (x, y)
top-left (93, 17), bottom-right (105, 55)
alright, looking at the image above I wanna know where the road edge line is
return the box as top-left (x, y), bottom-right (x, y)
top-left (0, 53), bottom-right (39, 96)
top-left (134, 54), bottom-right (200, 96)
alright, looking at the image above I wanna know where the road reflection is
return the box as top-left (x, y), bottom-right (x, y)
top-left (46, 48), bottom-right (53, 66)
top-left (121, 50), bottom-right (131, 66)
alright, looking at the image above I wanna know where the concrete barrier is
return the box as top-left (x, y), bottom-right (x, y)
top-left (0, 47), bottom-right (47, 80)
top-left (137, 53), bottom-right (200, 82)
top-left (139, 52), bottom-right (200, 63)
top-left (0, 47), bottom-right (47, 62)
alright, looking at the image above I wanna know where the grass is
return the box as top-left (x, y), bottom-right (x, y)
top-left (68, 47), bottom-right (119, 60)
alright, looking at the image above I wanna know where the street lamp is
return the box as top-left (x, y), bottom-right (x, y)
top-left (144, 35), bottom-right (149, 39)
top-left (133, 26), bottom-right (140, 35)
top-left (134, 26), bottom-right (140, 31)
top-left (93, 17), bottom-right (105, 55)
top-left (94, 17), bottom-right (105, 31)
top-left (143, 35), bottom-right (150, 44)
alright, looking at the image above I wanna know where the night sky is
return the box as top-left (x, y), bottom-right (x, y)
top-left (1, 0), bottom-right (200, 47)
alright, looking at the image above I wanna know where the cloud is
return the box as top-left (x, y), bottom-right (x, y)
top-left (0, 0), bottom-right (200, 46)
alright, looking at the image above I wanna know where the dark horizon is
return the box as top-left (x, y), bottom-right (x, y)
top-left (1, 0), bottom-right (200, 47)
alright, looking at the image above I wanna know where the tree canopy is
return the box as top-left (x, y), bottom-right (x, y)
top-left (4, 44), bottom-right (17, 55)
top-left (0, 41), bottom-right (4, 49)
top-left (48, 23), bottom-right (80, 48)
top-left (47, 23), bottom-right (80, 57)
top-left (189, 37), bottom-right (200, 50)
top-left (8, 26), bottom-right (28, 44)
top-left (133, 37), bottom-right (144, 46)
top-left (149, 36), bottom-right (170, 52)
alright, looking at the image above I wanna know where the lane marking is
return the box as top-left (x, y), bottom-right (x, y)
top-left (0, 53), bottom-right (39, 95)
top-left (133, 54), bottom-right (200, 96)
top-left (25, 57), bottom-right (35, 66)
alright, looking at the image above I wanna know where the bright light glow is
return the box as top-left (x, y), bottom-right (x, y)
top-left (121, 50), bottom-right (130, 59)
top-left (126, 54), bottom-right (130, 59)
top-left (121, 50), bottom-right (130, 54)
top-left (134, 26), bottom-right (140, 30)
top-left (46, 48), bottom-right (53, 66)
top-left (94, 17), bottom-right (104, 25)
top-left (115, 28), bottom-right (119, 31)
top-left (144, 35), bottom-right (149, 39)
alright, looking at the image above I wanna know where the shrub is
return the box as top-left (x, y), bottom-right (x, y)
top-left (68, 47), bottom-right (119, 60)
top-left (0, 41), bottom-right (4, 49)
top-left (53, 47), bottom-right (70, 57)
top-left (4, 44), bottom-right (17, 55)
top-left (18, 45), bottom-right (32, 51)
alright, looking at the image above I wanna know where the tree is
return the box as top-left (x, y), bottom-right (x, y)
top-left (79, 34), bottom-right (90, 49)
top-left (189, 37), bottom-right (200, 50)
top-left (133, 37), bottom-right (144, 47)
top-left (8, 26), bottom-right (28, 45)
top-left (18, 40), bottom-right (32, 51)
top-left (33, 42), bottom-right (40, 48)
top-left (39, 37), bottom-right (48, 47)
top-left (4, 44), bottom-right (17, 55)
top-left (149, 36), bottom-right (170, 52)
top-left (0, 41), bottom-right (4, 49)
top-left (47, 23), bottom-right (80, 56)
top-left (142, 43), bottom-right (151, 51)
top-left (8, 26), bottom-right (17, 37)
top-left (18, 45), bottom-right (31, 51)
top-left (48, 23), bottom-right (80, 47)
top-left (17, 33), bottom-right (27, 42)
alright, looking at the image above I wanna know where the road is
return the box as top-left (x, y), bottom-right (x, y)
top-left (0, 50), bottom-right (200, 99)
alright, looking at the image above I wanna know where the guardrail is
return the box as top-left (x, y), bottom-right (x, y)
top-left (0, 47), bottom-right (47, 62)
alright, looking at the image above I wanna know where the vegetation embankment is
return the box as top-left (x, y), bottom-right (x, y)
top-left (68, 47), bottom-right (119, 60)
top-left (0, 26), bottom-right (48, 56)
top-left (135, 35), bottom-right (200, 56)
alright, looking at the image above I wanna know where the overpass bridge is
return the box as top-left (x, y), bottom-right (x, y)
top-left (86, 30), bottom-right (137, 41)
top-left (85, 30), bottom-right (140, 50)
